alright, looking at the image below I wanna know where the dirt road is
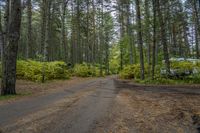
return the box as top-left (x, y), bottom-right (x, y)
top-left (0, 78), bottom-right (200, 133)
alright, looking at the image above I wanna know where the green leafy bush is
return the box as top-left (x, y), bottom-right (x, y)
top-left (135, 61), bottom-right (200, 84)
top-left (119, 65), bottom-right (135, 79)
top-left (170, 61), bottom-right (194, 72)
top-left (45, 61), bottom-right (70, 80)
top-left (73, 63), bottom-right (100, 77)
top-left (167, 61), bottom-right (200, 79)
top-left (186, 74), bottom-right (200, 84)
top-left (196, 62), bottom-right (200, 67)
top-left (16, 60), bottom-right (69, 82)
top-left (136, 75), bottom-right (200, 85)
top-left (120, 64), bottom-right (148, 79)
top-left (154, 65), bottom-right (162, 77)
top-left (17, 60), bottom-right (41, 81)
top-left (119, 60), bottom-right (200, 84)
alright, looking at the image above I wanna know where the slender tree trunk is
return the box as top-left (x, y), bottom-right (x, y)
top-left (99, 0), bottom-right (104, 76)
top-left (125, 1), bottom-right (133, 65)
top-left (0, 6), bottom-right (3, 61)
top-left (70, 1), bottom-right (76, 65)
top-left (1, 0), bottom-right (21, 95)
top-left (61, 0), bottom-right (68, 62)
top-left (105, 35), bottom-right (109, 75)
top-left (27, 0), bottom-right (32, 59)
top-left (86, 0), bottom-right (90, 63)
top-left (76, 0), bottom-right (82, 63)
top-left (152, 0), bottom-right (156, 79)
top-left (178, 29), bottom-right (183, 57)
top-left (42, 0), bottom-right (52, 83)
top-left (136, 0), bottom-right (145, 80)
top-left (119, 1), bottom-right (125, 70)
top-left (183, 22), bottom-right (190, 57)
top-left (144, 0), bottom-right (151, 78)
top-left (157, 0), bottom-right (170, 75)
top-left (172, 24), bottom-right (177, 56)
top-left (92, 0), bottom-right (96, 64)
top-left (131, 4), bottom-right (137, 64)
top-left (40, 0), bottom-right (47, 56)
top-left (193, 0), bottom-right (200, 59)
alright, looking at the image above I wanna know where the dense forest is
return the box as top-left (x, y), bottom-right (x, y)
top-left (0, 0), bottom-right (200, 95)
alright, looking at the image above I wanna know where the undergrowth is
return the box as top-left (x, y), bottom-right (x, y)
top-left (120, 61), bottom-right (200, 84)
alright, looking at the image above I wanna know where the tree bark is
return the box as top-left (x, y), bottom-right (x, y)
top-left (61, 0), bottom-right (68, 62)
top-left (193, 0), bottom-right (200, 59)
top-left (157, 0), bottom-right (170, 75)
top-left (99, 0), bottom-right (104, 76)
top-left (152, 0), bottom-right (156, 79)
top-left (42, 1), bottom-right (51, 83)
top-left (0, 6), bottom-right (3, 61)
top-left (144, 0), bottom-right (151, 78)
top-left (27, 0), bottom-right (32, 59)
top-left (92, 0), bottom-right (96, 64)
top-left (40, 0), bottom-right (47, 56)
top-left (125, 1), bottom-right (133, 65)
top-left (76, 0), bottom-right (82, 63)
top-left (136, 0), bottom-right (145, 80)
top-left (1, 0), bottom-right (21, 95)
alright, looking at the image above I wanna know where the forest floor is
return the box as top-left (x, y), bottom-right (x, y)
top-left (0, 77), bottom-right (93, 104)
top-left (0, 77), bottom-right (200, 133)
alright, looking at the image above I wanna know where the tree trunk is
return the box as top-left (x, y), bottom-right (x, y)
top-left (126, 1), bottom-right (133, 65)
top-left (27, 0), bottom-right (32, 59)
top-left (1, 0), bottom-right (21, 95)
top-left (152, 0), bottom-right (156, 79)
top-left (76, 0), bottom-right (82, 63)
top-left (193, 0), bottom-right (200, 59)
top-left (42, 1), bottom-right (51, 83)
top-left (105, 31), bottom-right (110, 75)
top-left (131, 4), bottom-right (137, 64)
top-left (118, 1), bottom-right (125, 70)
top-left (144, 0), bottom-right (151, 78)
top-left (136, 0), bottom-right (145, 80)
top-left (99, 0), bottom-right (104, 76)
top-left (86, 0), bottom-right (90, 63)
top-left (0, 6), bottom-right (4, 61)
top-left (157, 0), bottom-right (170, 75)
top-left (92, 0), bottom-right (96, 64)
top-left (40, 0), bottom-right (47, 56)
top-left (172, 24), bottom-right (177, 56)
top-left (61, 0), bottom-right (68, 62)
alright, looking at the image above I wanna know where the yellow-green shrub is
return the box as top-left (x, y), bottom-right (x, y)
top-left (45, 61), bottom-right (70, 80)
top-left (170, 61), bottom-right (195, 71)
top-left (119, 65), bottom-right (135, 79)
top-left (120, 64), bottom-right (148, 79)
top-left (74, 63), bottom-right (100, 77)
top-left (196, 62), bottom-right (200, 67)
top-left (16, 60), bottom-right (69, 82)
top-left (17, 60), bottom-right (42, 81)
